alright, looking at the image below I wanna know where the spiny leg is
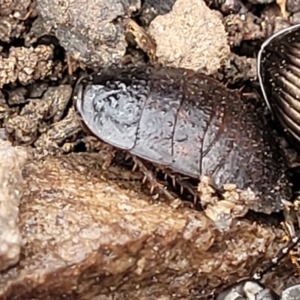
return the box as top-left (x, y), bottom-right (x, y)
top-left (252, 199), bottom-right (300, 280)
top-left (282, 222), bottom-right (300, 277)
top-left (66, 53), bottom-right (76, 75)
top-left (101, 144), bottom-right (116, 170)
top-left (162, 170), bottom-right (199, 207)
top-left (131, 156), bottom-right (175, 200)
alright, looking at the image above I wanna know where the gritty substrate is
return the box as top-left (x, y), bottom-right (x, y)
top-left (1, 0), bottom-right (300, 298)
top-left (0, 146), bottom-right (296, 300)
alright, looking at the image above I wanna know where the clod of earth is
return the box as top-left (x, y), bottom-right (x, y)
top-left (35, 0), bottom-right (142, 69)
top-left (148, 0), bottom-right (231, 75)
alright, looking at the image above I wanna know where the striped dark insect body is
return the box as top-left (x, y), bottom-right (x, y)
top-left (256, 24), bottom-right (300, 298)
top-left (75, 66), bottom-right (292, 214)
top-left (258, 23), bottom-right (300, 150)
top-left (215, 234), bottom-right (300, 300)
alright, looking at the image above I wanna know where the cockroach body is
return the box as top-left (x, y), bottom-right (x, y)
top-left (75, 66), bottom-right (292, 214)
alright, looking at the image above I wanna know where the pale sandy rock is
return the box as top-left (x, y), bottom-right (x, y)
top-left (148, 0), bottom-right (230, 74)
top-left (0, 140), bottom-right (27, 271)
top-left (0, 0), bottom-right (35, 42)
top-left (0, 45), bottom-right (61, 88)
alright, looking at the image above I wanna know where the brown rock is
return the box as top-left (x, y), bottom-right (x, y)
top-left (0, 0), bottom-right (36, 42)
top-left (148, 0), bottom-right (230, 75)
top-left (5, 85), bottom-right (73, 147)
top-left (0, 140), bottom-right (27, 272)
top-left (0, 45), bottom-right (62, 88)
top-left (0, 151), bottom-right (293, 299)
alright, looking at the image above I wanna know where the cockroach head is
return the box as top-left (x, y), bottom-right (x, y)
top-left (75, 78), bottom-right (148, 150)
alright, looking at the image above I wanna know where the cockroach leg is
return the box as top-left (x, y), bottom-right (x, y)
top-left (217, 225), bottom-right (300, 300)
top-left (66, 53), bottom-right (75, 75)
top-left (159, 168), bottom-right (200, 205)
top-left (101, 145), bottom-right (116, 170)
top-left (172, 175), bottom-right (200, 204)
top-left (253, 232), bottom-right (300, 280)
top-left (131, 156), bottom-right (174, 200)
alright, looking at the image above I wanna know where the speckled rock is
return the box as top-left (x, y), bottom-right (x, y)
top-left (0, 151), bottom-right (294, 299)
top-left (36, 0), bottom-right (141, 68)
top-left (0, 140), bottom-right (27, 272)
top-left (148, 0), bottom-right (230, 75)
top-left (0, 0), bottom-right (36, 42)
top-left (0, 45), bottom-right (62, 88)
top-left (5, 85), bottom-right (73, 146)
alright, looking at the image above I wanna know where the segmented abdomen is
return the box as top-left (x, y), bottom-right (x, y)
top-left (76, 66), bottom-right (292, 214)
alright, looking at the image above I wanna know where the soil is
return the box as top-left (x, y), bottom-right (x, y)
top-left (1, 0), bottom-right (300, 299)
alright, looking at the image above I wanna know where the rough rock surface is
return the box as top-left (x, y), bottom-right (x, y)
top-left (5, 85), bottom-right (74, 147)
top-left (0, 0), bottom-right (300, 298)
top-left (0, 140), bottom-right (27, 272)
top-left (148, 0), bottom-right (230, 74)
top-left (0, 151), bottom-right (294, 299)
top-left (0, 45), bottom-right (62, 89)
top-left (36, 0), bottom-right (141, 68)
top-left (0, 0), bottom-right (35, 42)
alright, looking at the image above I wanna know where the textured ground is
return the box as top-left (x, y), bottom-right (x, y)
top-left (0, 144), bottom-right (296, 299)
top-left (1, 0), bottom-right (300, 299)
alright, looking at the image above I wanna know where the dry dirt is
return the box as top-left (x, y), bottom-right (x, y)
top-left (1, 0), bottom-right (300, 299)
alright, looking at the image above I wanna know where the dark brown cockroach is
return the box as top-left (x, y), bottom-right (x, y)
top-left (258, 23), bottom-right (300, 150)
top-left (75, 66), bottom-right (292, 214)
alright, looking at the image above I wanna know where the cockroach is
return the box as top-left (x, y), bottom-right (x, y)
top-left (75, 65), bottom-right (292, 214)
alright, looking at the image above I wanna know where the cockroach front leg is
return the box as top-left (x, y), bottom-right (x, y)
top-left (162, 169), bottom-right (200, 205)
top-left (131, 156), bottom-right (174, 200)
top-left (101, 145), bottom-right (116, 170)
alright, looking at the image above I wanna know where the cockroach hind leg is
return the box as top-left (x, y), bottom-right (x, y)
top-left (162, 169), bottom-right (200, 205)
top-left (132, 163), bottom-right (138, 172)
top-left (102, 147), bottom-right (116, 170)
top-left (176, 176), bottom-right (200, 205)
top-left (131, 156), bottom-right (174, 200)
